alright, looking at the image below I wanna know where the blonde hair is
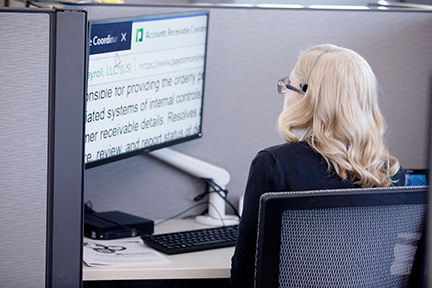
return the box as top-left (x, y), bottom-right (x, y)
top-left (278, 44), bottom-right (400, 187)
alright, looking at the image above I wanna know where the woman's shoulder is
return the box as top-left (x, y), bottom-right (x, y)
top-left (250, 141), bottom-right (322, 169)
top-left (259, 141), bottom-right (316, 157)
top-left (392, 166), bottom-right (406, 186)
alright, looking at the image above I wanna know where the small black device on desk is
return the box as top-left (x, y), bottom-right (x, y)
top-left (85, 210), bottom-right (154, 240)
top-left (141, 225), bottom-right (239, 255)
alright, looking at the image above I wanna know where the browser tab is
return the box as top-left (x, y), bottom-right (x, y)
top-left (89, 21), bottom-right (132, 55)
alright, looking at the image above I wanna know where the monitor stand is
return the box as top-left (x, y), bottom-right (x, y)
top-left (150, 148), bottom-right (240, 226)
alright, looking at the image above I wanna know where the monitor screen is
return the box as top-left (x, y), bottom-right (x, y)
top-left (405, 169), bottom-right (428, 186)
top-left (85, 11), bottom-right (209, 168)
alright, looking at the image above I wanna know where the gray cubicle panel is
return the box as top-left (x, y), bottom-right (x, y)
top-left (0, 8), bottom-right (86, 288)
top-left (82, 5), bottom-right (432, 220)
top-left (428, 73), bottom-right (432, 287)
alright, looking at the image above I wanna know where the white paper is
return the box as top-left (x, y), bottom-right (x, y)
top-left (83, 238), bottom-right (171, 267)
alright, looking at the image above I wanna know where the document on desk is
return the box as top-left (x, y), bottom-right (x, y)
top-left (83, 238), bottom-right (171, 267)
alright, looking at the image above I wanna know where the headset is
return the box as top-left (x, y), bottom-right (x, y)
top-left (300, 50), bottom-right (330, 93)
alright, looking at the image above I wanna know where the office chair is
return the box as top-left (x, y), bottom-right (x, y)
top-left (254, 186), bottom-right (427, 288)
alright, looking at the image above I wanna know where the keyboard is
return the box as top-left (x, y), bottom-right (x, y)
top-left (141, 225), bottom-right (238, 255)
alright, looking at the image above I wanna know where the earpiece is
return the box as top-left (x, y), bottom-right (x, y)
top-left (303, 50), bottom-right (330, 94)
top-left (301, 84), bottom-right (308, 93)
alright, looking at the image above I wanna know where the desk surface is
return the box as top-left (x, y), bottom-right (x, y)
top-left (83, 219), bottom-right (235, 281)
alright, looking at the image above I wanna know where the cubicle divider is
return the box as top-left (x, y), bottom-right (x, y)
top-left (0, 8), bottom-right (86, 288)
top-left (80, 4), bottom-right (432, 221)
top-left (1, 3), bottom-right (430, 287)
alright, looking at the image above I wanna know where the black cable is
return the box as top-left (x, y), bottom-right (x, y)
top-left (201, 178), bottom-right (242, 219)
top-left (207, 201), bottom-right (226, 226)
top-left (84, 176), bottom-right (242, 234)
top-left (193, 180), bottom-right (211, 201)
top-left (154, 201), bottom-right (211, 226)
top-left (84, 201), bottom-right (95, 214)
top-left (157, 178), bottom-right (239, 227)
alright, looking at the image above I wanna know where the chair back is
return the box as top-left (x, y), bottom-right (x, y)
top-left (255, 186), bottom-right (427, 288)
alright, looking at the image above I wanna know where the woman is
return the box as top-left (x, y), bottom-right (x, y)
top-left (229, 44), bottom-right (405, 287)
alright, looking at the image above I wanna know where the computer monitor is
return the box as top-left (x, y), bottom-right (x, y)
top-left (405, 169), bottom-right (428, 186)
top-left (85, 11), bottom-right (209, 168)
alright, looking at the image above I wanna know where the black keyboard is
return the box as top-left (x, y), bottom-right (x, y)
top-left (141, 225), bottom-right (238, 255)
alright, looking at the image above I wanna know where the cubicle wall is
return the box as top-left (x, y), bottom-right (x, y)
top-left (82, 5), bottom-right (432, 219)
top-left (0, 10), bottom-right (50, 288)
top-left (0, 8), bottom-right (86, 288)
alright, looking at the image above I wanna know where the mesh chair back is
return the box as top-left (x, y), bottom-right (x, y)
top-left (255, 186), bottom-right (427, 288)
top-left (279, 204), bottom-right (424, 287)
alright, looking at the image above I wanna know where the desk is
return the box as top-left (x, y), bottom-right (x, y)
top-left (83, 219), bottom-right (235, 281)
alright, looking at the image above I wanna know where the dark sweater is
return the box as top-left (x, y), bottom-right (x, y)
top-left (229, 141), bottom-right (405, 288)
